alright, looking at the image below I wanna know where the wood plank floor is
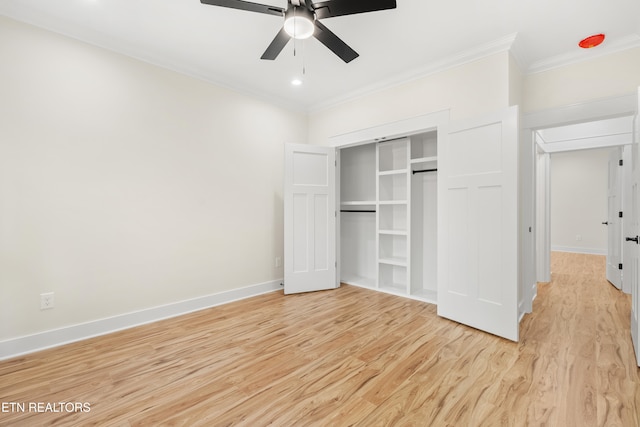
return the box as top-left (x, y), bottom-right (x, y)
top-left (1, 252), bottom-right (639, 426)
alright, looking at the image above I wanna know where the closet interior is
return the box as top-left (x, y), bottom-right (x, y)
top-left (339, 130), bottom-right (438, 304)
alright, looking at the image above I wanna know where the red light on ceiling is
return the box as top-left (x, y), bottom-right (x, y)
top-left (579, 34), bottom-right (605, 49)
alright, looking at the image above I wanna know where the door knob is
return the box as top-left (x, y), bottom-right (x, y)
top-left (602, 221), bottom-right (609, 225)
top-left (626, 236), bottom-right (639, 243)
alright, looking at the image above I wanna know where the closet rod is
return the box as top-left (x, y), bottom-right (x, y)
top-left (340, 210), bottom-right (376, 213)
top-left (412, 168), bottom-right (438, 175)
top-left (375, 136), bottom-right (408, 144)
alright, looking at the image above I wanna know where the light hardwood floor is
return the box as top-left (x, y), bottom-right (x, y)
top-left (1, 252), bottom-right (639, 426)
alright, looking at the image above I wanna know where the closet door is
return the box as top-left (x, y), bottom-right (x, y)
top-left (438, 106), bottom-right (519, 342)
top-left (284, 143), bottom-right (337, 294)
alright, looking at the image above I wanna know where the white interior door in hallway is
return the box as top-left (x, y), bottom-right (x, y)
top-left (606, 147), bottom-right (623, 290)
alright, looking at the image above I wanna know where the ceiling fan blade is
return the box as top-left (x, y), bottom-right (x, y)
top-left (261, 27), bottom-right (291, 60)
top-left (200, 0), bottom-right (285, 17)
top-left (312, 0), bottom-right (396, 19)
top-left (313, 20), bottom-right (358, 63)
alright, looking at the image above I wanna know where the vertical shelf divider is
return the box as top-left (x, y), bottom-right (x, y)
top-left (375, 142), bottom-right (380, 290)
top-left (376, 138), bottom-right (411, 295)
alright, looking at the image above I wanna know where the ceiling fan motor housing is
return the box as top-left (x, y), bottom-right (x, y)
top-left (284, 6), bottom-right (315, 39)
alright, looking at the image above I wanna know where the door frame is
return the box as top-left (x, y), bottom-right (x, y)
top-left (329, 110), bottom-right (450, 149)
top-left (606, 147), bottom-right (623, 290)
top-left (522, 93), bottom-right (637, 307)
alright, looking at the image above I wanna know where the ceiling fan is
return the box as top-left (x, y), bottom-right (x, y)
top-left (199, 0), bottom-right (397, 63)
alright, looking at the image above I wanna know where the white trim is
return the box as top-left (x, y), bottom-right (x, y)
top-left (518, 302), bottom-right (526, 323)
top-left (551, 246), bottom-right (607, 255)
top-left (538, 133), bottom-right (632, 153)
top-left (0, 279), bottom-right (283, 361)
top-left (329, 110), bottom-right (449, 148)
top-left (536, 150), bottom-right (551, 283)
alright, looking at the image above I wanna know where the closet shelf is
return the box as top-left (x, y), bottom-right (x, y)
top-left (379, 200), bottom-right (408, 205)
top-left (378, 169), bottom-right (408, 176)
top-left (340, 200), bottom-right (376, 206)
top-left (378, 257), bottom-right (408, 267)
top-left (378, 229), bottom-right (408, 236)
top-left (410, 156), bottom-right (438, 164)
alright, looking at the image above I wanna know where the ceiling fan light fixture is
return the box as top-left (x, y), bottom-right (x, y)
top-left (284, 7), bottom-right (314, 39)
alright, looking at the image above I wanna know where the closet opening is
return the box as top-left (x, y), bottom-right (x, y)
top-left (338, 130), bottom-right (439, 304)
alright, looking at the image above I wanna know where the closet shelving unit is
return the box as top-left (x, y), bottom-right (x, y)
top-left (339, 131), bottom-right (438, 304)
top-left (377, 138), bottom-right (410, 294)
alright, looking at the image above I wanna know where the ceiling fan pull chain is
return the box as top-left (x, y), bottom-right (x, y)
top-left (293, 6), bottom-right (297, 56)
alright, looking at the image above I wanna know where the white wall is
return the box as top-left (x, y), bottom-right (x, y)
top-left (509, 54), bottom-right (524, 107)
top-left (307, 51), bottom-right (510, 146)
top-left (550, 148), bottom-right (611, 254)
top-left (523, 47), bottom-right (640, 113)
top-left (0, 16), bottom-right (307, 342)
top-left (2, 11), bottom-right (638, 350)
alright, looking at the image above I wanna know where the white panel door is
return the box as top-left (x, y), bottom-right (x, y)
top-left (606, 148), bottom-right (622, 289)
top-left (630, 88), bottom-right (640, 366)
top-left (438, 106), bottom-right (519, 342)
top-left (284, 143), bottom-right (337, 294)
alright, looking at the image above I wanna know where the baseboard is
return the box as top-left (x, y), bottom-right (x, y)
top-left (551, 246), bottom-right (607, 255)
top-left (518, 281), bottom-right (538, 323)
top-left (0, 279), bottom-right (283, 361)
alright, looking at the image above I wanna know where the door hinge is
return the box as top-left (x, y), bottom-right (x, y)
top-left (619, 263), bottom-right (623, 270)
top-left (619, 159), bottom-right (624, 166)
top-left (619, 211), bottom-right (623, 218)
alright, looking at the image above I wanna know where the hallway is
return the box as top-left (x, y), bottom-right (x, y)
top-left (518, 251), bottom-right (640, 425)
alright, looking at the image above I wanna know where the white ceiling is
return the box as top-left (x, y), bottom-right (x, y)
top-left (1, 0), bottom-right (639, 111)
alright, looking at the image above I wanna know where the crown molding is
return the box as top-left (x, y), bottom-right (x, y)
top-left (526, 34), bottom-right (640, 75)
top-left (507, 32), bottom-right (529, 72)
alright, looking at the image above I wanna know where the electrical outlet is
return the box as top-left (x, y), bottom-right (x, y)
top-left (40, 292), bottom-right (54, 310)
top-left (275, 257), bottom-right (282, 268)
top-left (576, 234), bottom-right (582, 241)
